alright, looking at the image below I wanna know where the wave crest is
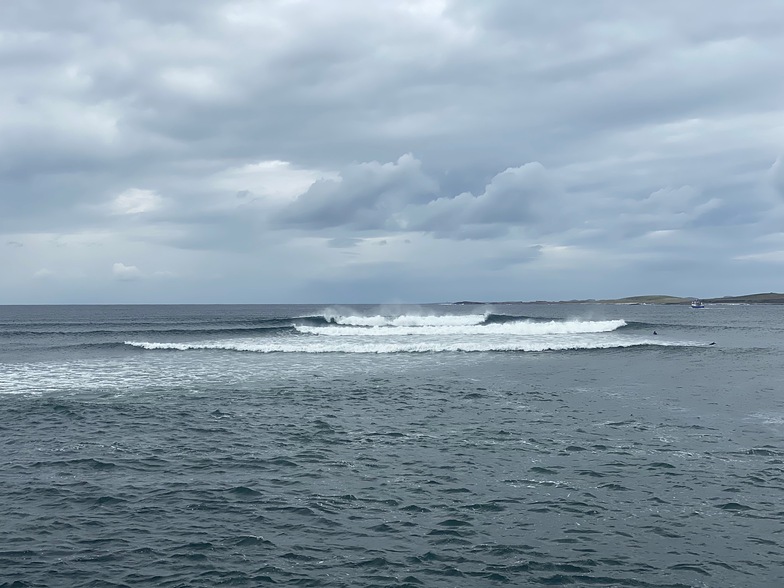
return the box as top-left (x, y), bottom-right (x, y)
top-left (124, 338), bottom-right (693, 354)
top-left (322, 313), bottom-right (490, 327)
top-left (295, 319), bottom-right (626, 337)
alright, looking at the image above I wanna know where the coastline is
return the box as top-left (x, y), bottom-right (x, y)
top-left (452, 292), bottom-right (784, 305)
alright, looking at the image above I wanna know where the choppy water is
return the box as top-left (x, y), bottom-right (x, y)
top-left (1, 303), bottom-right (783, 587)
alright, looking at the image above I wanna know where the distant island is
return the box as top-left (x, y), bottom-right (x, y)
top-left (453, 292), bottom-right (784, 305)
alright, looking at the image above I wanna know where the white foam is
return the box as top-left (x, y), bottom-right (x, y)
top-left (124, 336), bottom-right (691, 354)
top-left (322, 313), bottom-right (489, 327)
top-left (295, 319), bottom-right (626, 337)
top-left (120, 313), bottom-right (704, 356)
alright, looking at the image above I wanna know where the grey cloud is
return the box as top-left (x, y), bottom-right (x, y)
top-left (4, 0), bottom-right (782, 202)
top-left (770, 158), bottom-right (784, 199)
top-left (406, 162), bottom-right (562, 238)
top-left (112, 262), bottom-right (142, 281)
top-left (484, 245), bottom-right (544, 270)
top-left (277, 158), bottom-right (567, 240)
top-left (632, 186), bottom-right (715, 225)
top-left (327, 237), bottom-right (361, 249)
top-left (279, 154), bottom-right (437, 230)
top-left (571, 184), bottom-right (729, 246)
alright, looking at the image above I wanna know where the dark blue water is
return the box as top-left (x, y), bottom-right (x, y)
top-left (1, 303), bottom-right (783, 587)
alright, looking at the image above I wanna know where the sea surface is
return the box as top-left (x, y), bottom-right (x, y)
top-left (1, 303), bottom-right (783, 587)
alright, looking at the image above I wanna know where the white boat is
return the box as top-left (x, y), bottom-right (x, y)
top-left (691, 299), bottom-right (705, 309)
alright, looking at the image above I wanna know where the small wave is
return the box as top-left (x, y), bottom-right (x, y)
top-left (31, 458), bottom-right (117, 470)
top-left (622, 320), bottom-right (739, 333)
top-left (229, 535), bottom-right (275, 547)
top-left (228, 486), bottom-right (263, 497)
top-left (483, 313), bottom-right (537, 324)
top-left (1, 319), bottom-right (296, 337)
top-left (5, 326), bottom-right (292, 337)
top-left (717, 502), bottom-right (754, 511)
top-left (47, 342), bottom-right (139, 352)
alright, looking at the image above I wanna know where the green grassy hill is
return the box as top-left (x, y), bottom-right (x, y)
top-left (452, 292), bottom-right (784, 305)
top-left (704, 292), bottom-right (784, 304)
top-left (598, 295), bottom-right (690, 304)
top-left (597, 292), bottom-right (784, 304)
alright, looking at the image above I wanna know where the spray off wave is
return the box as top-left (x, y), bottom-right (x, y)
top-left (295, 318), bottom-right (626, 337)
top-left (320, 312), bottom-right (490, 327)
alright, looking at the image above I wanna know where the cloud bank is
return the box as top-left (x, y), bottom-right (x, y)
top-left (2, 0), bottom-right (784, 303)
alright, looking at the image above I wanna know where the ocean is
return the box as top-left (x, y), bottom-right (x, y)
top-left (1, 302), bottom-right (783, 587)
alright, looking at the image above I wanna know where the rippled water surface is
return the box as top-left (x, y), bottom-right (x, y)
top-left (1, 303), bottom-right (784, 587)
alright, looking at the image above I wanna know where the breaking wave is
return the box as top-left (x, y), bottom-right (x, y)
top-left (118, 310), bottom-right (709, 354)
top-left (319, 313), bottom-right (491, 327)
top-left (294, 319), bottom-right (626, 337)
top-left (123, 338), bottom-right (689, 354)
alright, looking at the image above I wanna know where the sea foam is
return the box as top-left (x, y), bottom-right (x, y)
top-left (294, 319), bottom-right (627, 336)
top-left (124, 337), bottom-right (692, 354)
top-left (123, 313), bottom-right (696, 354)
top-left (321, 313), bottom-right (490, 327)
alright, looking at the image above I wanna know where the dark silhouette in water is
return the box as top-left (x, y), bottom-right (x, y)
top-left (653, 331), bottom-right (657, 335)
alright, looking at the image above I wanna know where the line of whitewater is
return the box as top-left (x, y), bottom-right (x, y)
top-left (120, 313), bottom-right (705, 354)
top-left (294, 319), bottom-right (626, 336)
top-left (124, 339), bottom-right (696, 354)
top-left (317, 313), bottom-right (491, 327)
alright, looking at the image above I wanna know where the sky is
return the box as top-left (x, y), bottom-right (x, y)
top-left (2, 0), bottom-right (784, 304)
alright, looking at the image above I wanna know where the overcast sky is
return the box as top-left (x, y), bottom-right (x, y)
top-left (2, 0), bottom-right (784, 303)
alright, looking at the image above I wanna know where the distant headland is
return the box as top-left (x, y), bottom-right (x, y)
top-left (453, 292), bottom-right (784, 305)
